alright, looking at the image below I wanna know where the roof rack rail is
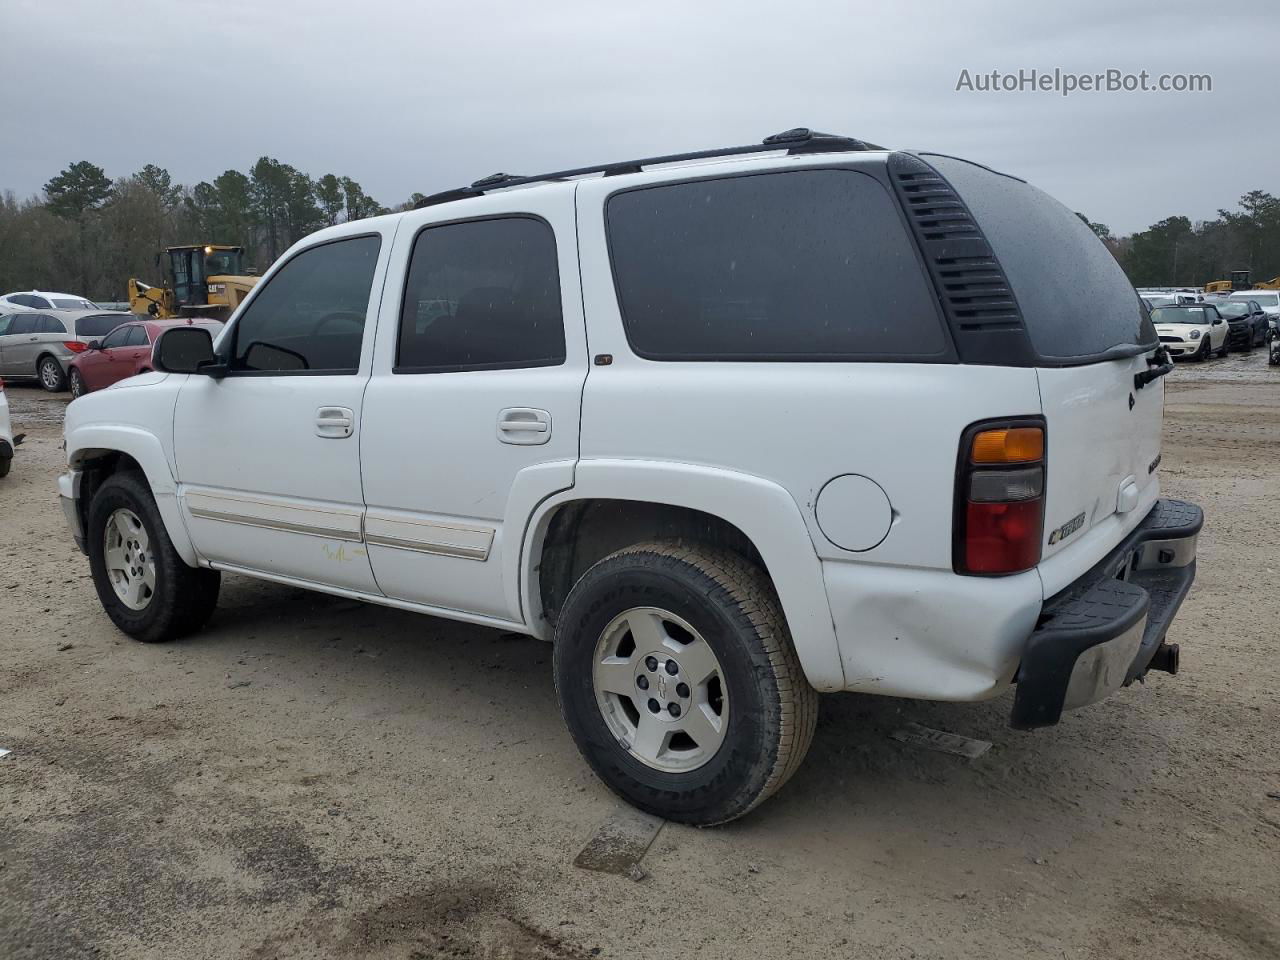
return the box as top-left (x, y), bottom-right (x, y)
top-left (414, 127), bottom-right (883, 208)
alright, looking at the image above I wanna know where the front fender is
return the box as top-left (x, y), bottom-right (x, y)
top-left (66, 424), bottom-right (198, 566)
top-left (519, 459), bottom-right (845, 692)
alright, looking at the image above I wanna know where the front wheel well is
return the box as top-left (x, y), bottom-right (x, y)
top-left (535, 499), bottom-right (768, 630)
top-left (75, 450), bottom-right (146, 530)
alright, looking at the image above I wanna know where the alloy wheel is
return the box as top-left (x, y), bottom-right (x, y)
top-left (592, 606), bottom-right (728, 773)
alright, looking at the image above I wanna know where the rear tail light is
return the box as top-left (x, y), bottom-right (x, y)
top-left (955, 419), bottom-right (1045, 575)
top-left (0, 378), bottom-right (5, 391)
top-left (63, 341), bottom-right (87, 353)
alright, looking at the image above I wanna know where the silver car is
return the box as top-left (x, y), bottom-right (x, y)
top-left (0, 309), bottom-right (133, 391)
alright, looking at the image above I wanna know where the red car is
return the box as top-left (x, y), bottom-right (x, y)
top-left (68, 318), bottom-right (223, 398)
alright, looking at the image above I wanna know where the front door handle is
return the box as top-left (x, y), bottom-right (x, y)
top-left (497, 407), bottom-right (551, 445)
top-left (316, 406), bottom-right (354, 439)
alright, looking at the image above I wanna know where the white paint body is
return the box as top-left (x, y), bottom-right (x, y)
top-left (60, 150), bottom-right (1167, 702)
top-left (1154, 319), bottom-right (1226, 357)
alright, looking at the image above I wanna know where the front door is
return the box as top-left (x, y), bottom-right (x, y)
top-left (172, 229), bottom-right (395, 592)
top-left (360, 193), bottom-right (586, 621)
top-left (83, 323), bottom-right (133, 390)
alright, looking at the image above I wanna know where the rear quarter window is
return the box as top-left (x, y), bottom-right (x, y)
top-left (927, 155), bottom-right (1155, 361)
top-left (606, 169), bottom-right (948, 361)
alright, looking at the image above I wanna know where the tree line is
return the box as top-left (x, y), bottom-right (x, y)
top-left (0, 159), bottom-right (427, 301)
top-left (1101, 188), bottom-right (1280, 287)
top-left (2, 157), bottom-right (1276, 301)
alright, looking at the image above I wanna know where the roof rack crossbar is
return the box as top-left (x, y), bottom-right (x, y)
top-left (415, 128), bottom-right (882, 208)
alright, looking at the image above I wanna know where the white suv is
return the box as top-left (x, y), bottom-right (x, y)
top-left (58, 129), bottom-right (1202, 824)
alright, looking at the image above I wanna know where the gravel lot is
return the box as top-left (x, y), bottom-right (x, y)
top-left (2, 352), bottom-right (1278, 960)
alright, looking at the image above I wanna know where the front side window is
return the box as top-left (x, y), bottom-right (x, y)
top-left (396, 217), bottom-right (565, 372)
top-left (606, 170), bottom-right (947, 360)
top-left (100, 326), bottom-right (132, 349)
top-left (231, 234), bottom-right (381, 373)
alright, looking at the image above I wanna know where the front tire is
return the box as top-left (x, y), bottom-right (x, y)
top-left (38, 356), bottom-right (67, 392)
top-left (69, 368), bottom-right (87, 399)
top-left (86, 471), bottom-right (220, 642)
top-left (1217, 337), bottom-right (1229, 358)
top-left (1196, 337), bottom-right (1212, 361)
top-left (553, 541), bottom-right (818, 825)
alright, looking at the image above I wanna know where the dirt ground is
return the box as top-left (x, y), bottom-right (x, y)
top-left (2, 352), bottom-right (1278, 960)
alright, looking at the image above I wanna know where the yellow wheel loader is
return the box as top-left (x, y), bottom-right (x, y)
top-left (128, 244), bottom-right (258, 322)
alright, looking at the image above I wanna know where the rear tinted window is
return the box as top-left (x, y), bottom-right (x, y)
top-left (929, 156), bottom-right (1155, 360)
top-left (607, 170), bottom-right (947, 360)
top-left (1234, 292), bottom-right (1278, 307)
top-left (396, 217), bottom-right (565, 372)
top-left (74, 313), bottom-right (131, 338)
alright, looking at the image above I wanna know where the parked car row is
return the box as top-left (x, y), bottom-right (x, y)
top-left (1149, 301), bottom-right (1270, 361)
top-left (0, 308), bottom-right (134, 390)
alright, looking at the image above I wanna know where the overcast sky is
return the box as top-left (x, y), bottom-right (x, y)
top-left (2, 0), bottom-right (1276, 235)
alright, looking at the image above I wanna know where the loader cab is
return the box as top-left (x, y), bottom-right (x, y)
top-left (165, 245), bottom-right (245, 309)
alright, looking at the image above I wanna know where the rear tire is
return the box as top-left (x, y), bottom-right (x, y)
top-left (86, 471), bottom-right (220, 642)
top-left (38, 356), bottom-right (67, 392)
top-left (69, 368), bottom-right (87, 399)
top-left (0, 457), bottom-right (10, 479)
top-left (553, 541), bottom-right (818, 825)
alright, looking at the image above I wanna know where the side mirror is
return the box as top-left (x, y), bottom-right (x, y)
top-left (153, 326), bottom-right (223, 377)
top-left (86, 340), bottom-right (101, 351)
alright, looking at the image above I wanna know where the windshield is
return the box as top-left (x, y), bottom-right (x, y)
top-left (1215, 302), bottom-right (1248, 318)
top-left (204, 249), bottom-right (244, 276)
top-left (52, 297), bottom-right (95, 310)
top-left (1151, 307), bottom-right (1210, 324)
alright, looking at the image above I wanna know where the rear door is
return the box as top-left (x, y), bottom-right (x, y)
top-left (359, 188), bottom-right (586, 621)
top-left (930, 156), bottom-right (1164, 593)
top-left (2, 313), bottom-right (44, 376)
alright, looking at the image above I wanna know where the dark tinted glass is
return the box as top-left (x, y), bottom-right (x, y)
top-left (101, 326), bottom-right (131, 348)
top-left (9, 314), bottom-right (37, 335)
top-left (38, 315), bottom-right (68, 333)
top-left (929, 155), bottom-right (1156, 360)
top-left (0, 315), bottom-right (11, 335)
top-left (606, 170), bottom-right (946, 360)
top-left (232, 235), bottom-right (381, 373)
top-left (74, 313), bottom-right (130, 338)
top-left (126, 326), bottom-right (150, 346)
top-left (397, 217), bottom-right (564, 371)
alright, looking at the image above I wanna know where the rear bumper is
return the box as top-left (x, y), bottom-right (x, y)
top-left (1011, 498), bottom-right (1202, 729)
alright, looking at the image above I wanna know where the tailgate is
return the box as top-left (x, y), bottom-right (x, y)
top-left (1036, 356), bottom-right (1163, 589)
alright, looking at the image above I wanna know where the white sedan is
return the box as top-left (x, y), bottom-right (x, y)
top-left (1151, 304), bottom-right (1229, 360)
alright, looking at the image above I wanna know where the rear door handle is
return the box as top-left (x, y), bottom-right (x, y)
top-left (497, 407), bottom-right (551, 445)
top-left (316, 406), bottom-right (354, 439)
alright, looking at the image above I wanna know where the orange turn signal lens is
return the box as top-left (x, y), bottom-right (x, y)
top-left (971, 427), bottom-right (1044, 464)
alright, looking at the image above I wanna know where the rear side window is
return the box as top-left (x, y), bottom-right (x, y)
top-left (232, 234), bottom-right (381, 373)
top-left (126, 326), bottom-right (150, 346)
top-left (606, 170), bottom-right (947, 361)
top-left (38, 315), bottom-right (68, 334)
top-left (75, 313), bottom-right (130, 338)
top-left (928, 155), bottom-right (1155, 361)
top-left (9, 315), bottom-right (37, 335)
top-left (396, 217), bottom-right (565, 372)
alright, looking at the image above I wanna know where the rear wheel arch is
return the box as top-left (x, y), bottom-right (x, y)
top-left (519, 462), bottom-right (845, 692)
